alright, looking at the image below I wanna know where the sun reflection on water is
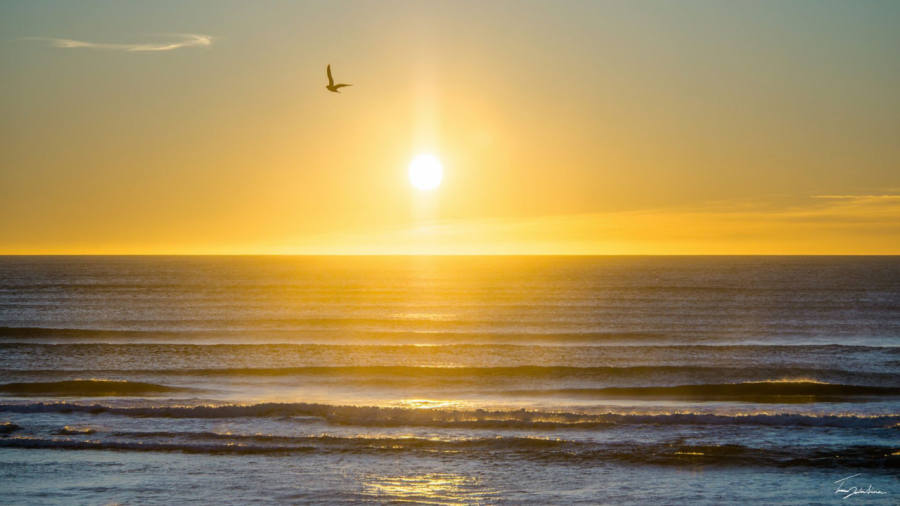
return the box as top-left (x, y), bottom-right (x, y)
top-left (391, 399), bottom-right (470, 410)
top-left (359, 473), bottom-right (498, 505)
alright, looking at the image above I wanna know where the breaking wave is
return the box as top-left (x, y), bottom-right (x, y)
top-left (1, 433), bottom-right (896, 468)
top-left (1, 401), bottom-right (898, 429)
top-left (0, 421), bottom-right (21, 434)
top-left (55, 426), bottom-right (97, 435)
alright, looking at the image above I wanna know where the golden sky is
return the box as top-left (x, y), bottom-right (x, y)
top-left (1, 1), bottom-right (899, 254)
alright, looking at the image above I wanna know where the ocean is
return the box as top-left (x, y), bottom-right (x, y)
top-left (0, 256), bottom-right (898, 504)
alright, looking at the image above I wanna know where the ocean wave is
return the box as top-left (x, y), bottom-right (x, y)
top-left (0, 327), bottom-right (678, 342)
top-left (1, 433), bottom-right (895, 468)
top-left (0, 421), bottom-right (21, 434)
top-left (82, 365), bottom-right (900, 378)
top-left (1, 341), bottom-right (892, 351)
top-left (5, 343), bottom-right (895, 376)
top-left (505, 381), bottom-right (900, 401)
top-left (0, 436), bottom-right (313, 455)
top-left (4, 327), bottom-right (896, 347)
top-left (0, 380), bottom-right (187, 397)
top-left (5, 367), bottom-right (896, 395)
top-left (6, 365), bottom-right (895, 384)
top-left (1, 401), bottom-right (898, 429)
top-left (55, 426), bottom-right (97, 435)
top-left (108, 431), bottom-right (573, 451)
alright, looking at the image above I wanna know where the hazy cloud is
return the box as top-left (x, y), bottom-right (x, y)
top-left (29, 34), bottom-right (213, 52)
top-left (281, 196), bottom-right (900, 255)
top-left (811, 195), bottom-right (900, 201)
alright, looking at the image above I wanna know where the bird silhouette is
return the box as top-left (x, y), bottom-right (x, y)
top-left (325, 64), bottom-right (352, 93)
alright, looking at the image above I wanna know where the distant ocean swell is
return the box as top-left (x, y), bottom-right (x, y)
top-left (3, 365), bottom-right (895, 378)
top-left (3, 402), bottom-right (899, 429)
top-left (0, 327), bottom-right (724, 343)
top-left (5, 283), bottom-right (897, 303)
top-left (3, 325), bottom-right (898, 342)
top-left (1, 343), bottom-right (896, 373)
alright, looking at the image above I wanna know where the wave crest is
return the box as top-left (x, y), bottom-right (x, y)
top-left (0, 422), bottom-right (21, 434)
top-left (1, 433), bottom-right (896, 469)
top-left (506, 381), bottom-right (900, 401)
top-left (1, 401), bottom-right (897, 429)
top-left (0, 380), bottom-right (187, 397)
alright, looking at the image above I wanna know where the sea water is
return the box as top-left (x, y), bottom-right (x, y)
top-left (1, 256), bottom-right (897, 504)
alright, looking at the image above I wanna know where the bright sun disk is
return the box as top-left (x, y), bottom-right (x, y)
top-left (409, 154), bottom-right (443, 190)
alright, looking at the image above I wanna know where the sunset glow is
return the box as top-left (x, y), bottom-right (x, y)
top-left (1, 2), bottom-right (898, 255)
top-left (1, 3), bottom-right (898, 503)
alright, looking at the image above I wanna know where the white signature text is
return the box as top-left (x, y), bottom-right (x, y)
top-left (835, 474), bottom-right (887, 499)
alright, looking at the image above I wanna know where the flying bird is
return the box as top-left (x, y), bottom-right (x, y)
top-left (325, 64), bottom-right (352, 93)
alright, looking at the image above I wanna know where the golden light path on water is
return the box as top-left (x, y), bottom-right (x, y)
top-left (359, 473), bottom-right (499, 506)
top-left (391, 399), bottom-right (470, 410)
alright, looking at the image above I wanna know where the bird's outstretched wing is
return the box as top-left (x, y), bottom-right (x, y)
top-left (327, 65), bottom-right (334, 86)
top-left (334, 84), bottom-right (352, 89)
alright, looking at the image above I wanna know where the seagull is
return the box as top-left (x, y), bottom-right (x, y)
top-left (325, 64), bottom-right (352, 93)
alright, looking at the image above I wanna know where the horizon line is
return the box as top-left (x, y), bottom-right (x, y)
top-left (1, 253), bottom-right (898, 257)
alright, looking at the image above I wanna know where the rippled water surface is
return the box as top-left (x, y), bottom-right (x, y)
top-left (1, 256), bottom-right (898, 504)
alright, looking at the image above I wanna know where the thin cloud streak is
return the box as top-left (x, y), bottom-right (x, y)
top-left (811, 195), bottom-right (900, 201)
top-left (29, 34), bottom-right (213, 52)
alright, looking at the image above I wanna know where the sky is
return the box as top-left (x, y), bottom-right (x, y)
top-left (1, 0), bottom-right (899, 254)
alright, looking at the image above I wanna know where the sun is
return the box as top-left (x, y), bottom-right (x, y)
top-left (409, 154), bottom-right (443, 190)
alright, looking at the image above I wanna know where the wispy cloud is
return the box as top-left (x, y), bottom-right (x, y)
top-left (28, 34), bottom-right (213, 52)
top-left (811, 194), bottom-right (900, 201)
